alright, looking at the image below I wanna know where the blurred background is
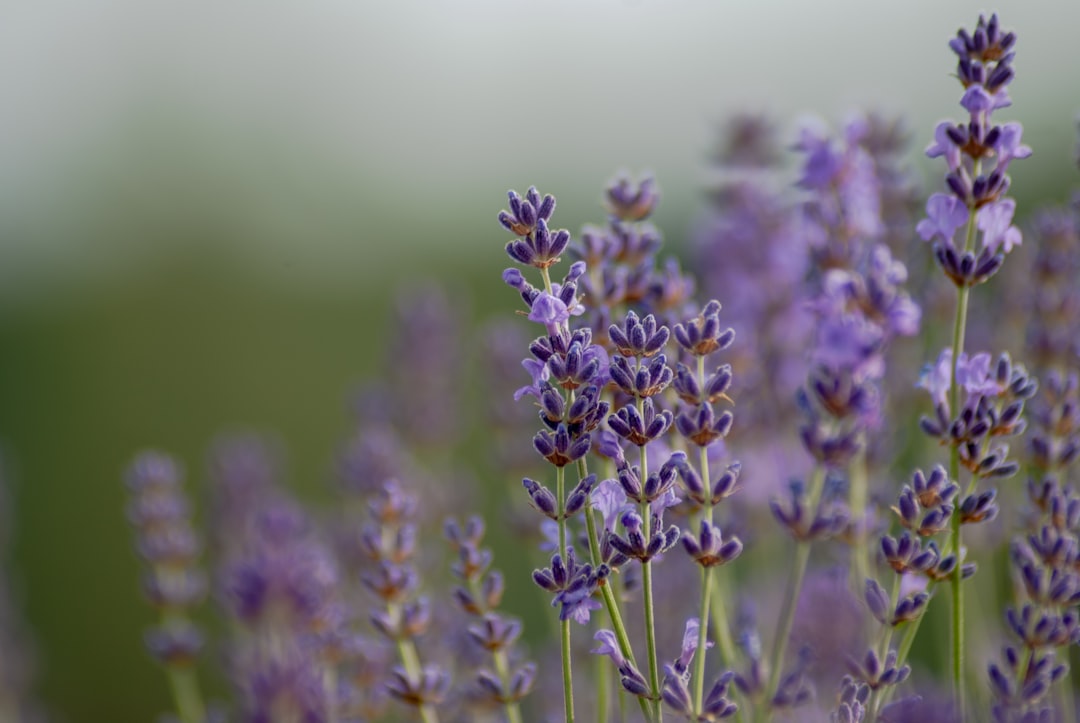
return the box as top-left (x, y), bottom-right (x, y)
top-left (1, 1), bottom-right (1078, 720)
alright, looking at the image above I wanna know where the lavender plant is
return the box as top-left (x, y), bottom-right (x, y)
top-left (913, 14), bottom-right (1031, 714)
top-left (126, 452), bottom-right (208, 723)
top-left (84, 11), bottom-right (1080, 723)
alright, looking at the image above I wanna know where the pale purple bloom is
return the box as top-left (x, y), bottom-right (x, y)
top-left (594, 429), bottom-right (626, 464)
top-left (977, 198), bottom-right (1022, 254)
top-left (592, 478), bottom-right (631, 531)
top-left (960, 86), bottom-right (995, 115)
top-left (925, 121), bottom-right (961, 171)
top-left (917, 193), bottom-right (969, 245)
top-left (919, 349), bottom-right (1005, 408)
top-left (956, 352), bottom-right (1004, 400)
top-left (677, 617), bottom-right (714, 670)
top-left (564, 595), bottom-right (601, 625)
top-left (539, 519), bottom-right (559, 552)
top-left (918, 349), bottom-right (953, 407)
top-left (528, 292), bottom-right (570, 334)
top-left (650, 487), bottom-right (681, 517)
top-left (513, 358), bottom-right (550, 401)
top-left (995, 122), bottom-right (1032, 172)
top-left (592, 629), bottom-right (626, 668)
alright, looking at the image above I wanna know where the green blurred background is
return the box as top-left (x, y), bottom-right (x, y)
top-left (1, 1), bottom-right (1078, 720)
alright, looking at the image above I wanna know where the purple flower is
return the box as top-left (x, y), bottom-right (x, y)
top-left (528, 292), bottom-right (570, 335)
top-left (925, 121), bottom-right (962, 171)
top-left (918, 349), bottom-right (953, 407)
top-left (956, 351), bottom-right (1004, 401)
top-left (592, 629), bottom-right (626, 668)
top-left (591, 478), bottom-right (631, 531)
top-left (977, 198), bottom-right (1022, 254)
top-left (513, 358), bottom-right (550, 401)
top-left (994, 122), bottom-right (1032, 172)
top-left (917, 193), bottom-right (969, 245)
top-left (677, 617), bottom-right (714, 671)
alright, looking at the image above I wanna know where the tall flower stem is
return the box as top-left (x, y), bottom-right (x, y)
top-left (396, 636), bottom-right (440, 723)
top-left (638, 407), bottom-right (663, 723)
top-left (848, 444), bottom-right (870, 599)
top-left (579, 458), bottom-right (655, 723)
top-left (760, 465), bottom-right (826, 723)
top-left (165, 664), bottom-right (205, 723)
top-left (691, 352), bottom-right (717, 713)
top-left (556, 464), bottom-right (575, 723)
top-left (946, 198), bottom-right (979, 718)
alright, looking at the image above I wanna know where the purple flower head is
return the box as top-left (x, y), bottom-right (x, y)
top-left (500, 187), bottom-right (571, 269)
top-left (977, 198), bottom-right (1022, 254)
top-left (513, 358), bottom-right (550, 402)
top-left (528, 292), bottom-right (570, 336)
top-left (917, 193), bottom-right (970, 246)
top-left (606, 172), bottom-right (660, 222)
top-left (926, 121), bottom-right (962, 171)
top-left (498, 186), bottom-right (555, 237)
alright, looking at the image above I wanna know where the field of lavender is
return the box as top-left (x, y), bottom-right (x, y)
top-left (2, 8), bottom-right (1080, 723)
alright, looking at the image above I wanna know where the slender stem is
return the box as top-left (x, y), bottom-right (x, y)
top-left (558, 466), bottom-right (568, 562)
top-left (165, 665), bottom-right (206, 723)
top-left (848, 443), bottom-right (870, 600)
top-left (562, 618), bottom-right (576, 723)
top-left (708, 573), bottom-right (740, 670)
top-left (159, 603), bottom-right (205, 723)
top-left (579, 457), bottom-right (655, 723)
top-left (595, 645), bottom-right (610, 723)
top-left (397, 638), bottom-right (440, 723)
top-left (556, 464), bottom-right (576, 723)
top-left (760, 541), bottom-right (810, 723)
top-left (694, 566), bottom-right (714, 714)
top-left (638, 426), bottom-right (663, 723)
top-left (867, 573), bottom-right (904, 720)
top-left (692, 380), bottom-right (720, 716)
top-left (324, 665), bottom-right (339, 723)
top-left (947, 205), bottom-right (977, 717)
top-left (494, 649), bottom-right (524, 723)
top-left (760, 465), bottom-right (826, 723)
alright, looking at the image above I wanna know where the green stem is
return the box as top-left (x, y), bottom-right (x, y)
top-left (562, 618), bottom-right (576, 723)
top-left (692, 392), bottom-right (719, 716)
top-left (848, 444), bottom-right (870, 600)
top-left (945, 162), bottom-right (982, 718)
top-left (556, 464), bottom-right (576, 723)
top-left (760, 465), bottom-right (826, 723)
top-left (397, 638), bottom-right (439, 723)
top-left (638, 431), bottom-right (663, 723)
top-left (596, 644), bottom-right (610, 723)
top-left (324, 665), bottom-right (339, 723)
top-left (165, 665), bottom-right (205, 723)
top-left (694, 566), bottom-right (714, 714)
top-left (579, 458), bottom-right (656, 723)
top-left (708, 573), bottom-right (740, 670)
top-left (494, 649), bottom-right (524, 723)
